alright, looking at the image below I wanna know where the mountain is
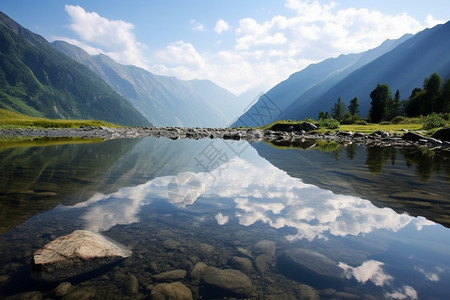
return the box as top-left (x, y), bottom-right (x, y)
top-left (281, 21), bottom-right (450, 120)
top-left (232, 34), bottom-right (412, 127)
top-left (53, 41), bottom-right (244, 127)
top-left (0, 12), bottom-right (150, 127)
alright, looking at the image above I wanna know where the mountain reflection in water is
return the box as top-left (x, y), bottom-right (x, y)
top-left (0, 137), bottom-right (449, 299)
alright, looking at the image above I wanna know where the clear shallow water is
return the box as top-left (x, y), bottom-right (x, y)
top-left (0, 137), bottom-right (449, 299)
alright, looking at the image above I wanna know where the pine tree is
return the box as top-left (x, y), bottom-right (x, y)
top-left (369, 84), bottom-right (392, 123)
top-left (331, 97), bottom-right (346, 122)
top-left (348, 97), bottom-right (359, 116)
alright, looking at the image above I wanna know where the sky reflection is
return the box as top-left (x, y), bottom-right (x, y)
top-left (69, 146), bottom-right (435, 241)
top-left (52, 140), bottom-right (450, 299)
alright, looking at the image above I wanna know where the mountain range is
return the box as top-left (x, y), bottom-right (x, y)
top-left (0, 12), bottom-right (150, 127)
top-left (52, 41), bottom-right (246, 127)
top-left (1, 10), bottom-right (449, 129)
top-left (233, 20), bottom-right (450, 127)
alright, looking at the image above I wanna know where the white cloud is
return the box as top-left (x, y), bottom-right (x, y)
top-left (215, 19), bottom-right (230, 34)
top-left (64, 5), bottom-right (148, 69)
top-left (154, 41), bottom-right (206, 69)
top-left (59, 2), bottom-right (444, 95)
top-left (151, 0), bottom-right (437, 94)
top-left (425, 14), bottom-right (445, 27)
top-left (190, 19), bottom-right (205, 31)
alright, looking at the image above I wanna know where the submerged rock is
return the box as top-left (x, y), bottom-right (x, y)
top-left (32, 230), bottom-right (132, 281)
top-left (253, 240), bottom-right (276, 257)
top-left (151, 282), bottom-right (193, 300)
top-left (51, 282), bottom-right (72, 297)
top-left (201, 266), bottom-right (255, 297)
top-left (228, 256), bottom-right (253, 274)
top-left (278, 248), bottom-right (345, 280)
top-left (153, 269), bottom-right (187, 281)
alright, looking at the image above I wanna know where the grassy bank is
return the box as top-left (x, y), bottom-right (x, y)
top-left (0, 109), bottom-right (120, 129)
top-left (262, 116), bottom-right (449, 136)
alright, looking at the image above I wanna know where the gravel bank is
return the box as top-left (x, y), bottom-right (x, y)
top-left (1, 126), bottom-right (449, 151)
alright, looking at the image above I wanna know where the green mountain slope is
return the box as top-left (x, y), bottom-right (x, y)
top-left (0, 12), bottom-right (150, 126)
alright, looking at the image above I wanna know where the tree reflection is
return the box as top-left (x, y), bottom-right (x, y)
top-left (401, 148), bottom-right (449, 182)
top-left (346, 144), bottom-right (357, 160)
top-left (365, 147), bottom-right (397, 173)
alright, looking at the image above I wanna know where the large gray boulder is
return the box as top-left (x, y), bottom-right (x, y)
top-left (32, 230), bottom-right (132, 281)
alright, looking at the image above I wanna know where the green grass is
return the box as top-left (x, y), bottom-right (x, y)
top-left (263, 117), bottom-right (449, 136)
top-left (0, 109), bottom-right (120, 129)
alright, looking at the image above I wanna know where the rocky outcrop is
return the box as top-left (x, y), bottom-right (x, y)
top-left (32, 230), bottom-right (132, 281)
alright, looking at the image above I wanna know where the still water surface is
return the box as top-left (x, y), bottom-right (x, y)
top-left (0, 137), bottom-right (449, 299)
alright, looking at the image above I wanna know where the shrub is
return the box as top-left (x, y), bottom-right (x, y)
top-left (422, 113), bottom-right (446, 129)
top-left (318, 118), bottom-right (340, 129)
top-left (391, 116), bottom-right (406, 124)
top-left (440, 113), bottom-right (450, 121)
top-left (356, 120), bottom-right (368, 125)
top-left (380, 121), bottom-right (391, 125)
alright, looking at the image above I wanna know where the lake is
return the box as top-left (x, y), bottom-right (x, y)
top-left (0, 137), bottom-right (449, 299)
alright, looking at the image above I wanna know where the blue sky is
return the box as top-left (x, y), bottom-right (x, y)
top-left (1, 1), bottom-right (449, 94)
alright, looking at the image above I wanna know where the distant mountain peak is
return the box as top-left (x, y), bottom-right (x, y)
top-left (233, 21), bottom-right (449, 126)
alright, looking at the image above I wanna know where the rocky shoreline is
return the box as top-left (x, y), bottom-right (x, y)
top-left (1, 124), bottom-right (450, 150)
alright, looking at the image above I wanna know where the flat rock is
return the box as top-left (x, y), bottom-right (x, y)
top-left (201, 267), bottom-right (255, 297)
top-left (32, 230), bottom-right (132, 281)
top-left (151, 282), bottom-right (193, 300)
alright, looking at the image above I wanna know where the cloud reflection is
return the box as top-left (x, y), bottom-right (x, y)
top-left (70, 148), bottom-right (434, 241)
top-left (340, 260), bottom-right (393, 286)
top-left (215, 213), bottom-right (229, 225)
top-left (386, 285), bottom-right (418, 300)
